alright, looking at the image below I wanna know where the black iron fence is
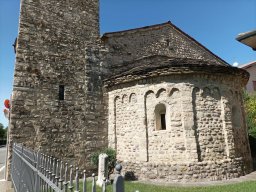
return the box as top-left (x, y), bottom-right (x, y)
top-left (11, 143), bottom-right (125, 192)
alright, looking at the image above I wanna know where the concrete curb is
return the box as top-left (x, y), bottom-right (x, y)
top-left (136, 171), bottom-right (256, 187)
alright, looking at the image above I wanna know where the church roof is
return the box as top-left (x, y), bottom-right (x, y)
top-left (116, 56), bottom-right (225, 75)
top-left (102, 21), bottom-right (229, 66)
top-left (102, 21), bottom-right (249, 87)
top-left (104, 55), bottom-right (249, 88)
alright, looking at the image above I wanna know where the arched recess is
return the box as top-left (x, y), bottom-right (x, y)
top-left (122, 94), bottom-right (128, 103)
top-left (145, 90), bottom-right (155, 97)
top-left (113, 96), bottom-right (121, 151)
top-left (192, 87), bottom-right (202, 162)
top-left (156, 88), bottom-right (166, 98)
top-left (144, 90), bottom-right (155, 162)
top-left (202, 87), bottom-right (211, 98)
top-left (232, 105), bottom-right (241, 128)
top-left (154, 103), bottom-right (167, 130)
top-left (212, 87), bottom-right (221, 100)
top-left (129, 93), bottom-right (137, 103)
top-left (169, 88), bottom-right (179, 97)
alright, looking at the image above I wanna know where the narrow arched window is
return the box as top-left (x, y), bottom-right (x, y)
top-left (155, 103), bottom-right (166, 130)
top-left (232, 106), bottom-right (241, 128)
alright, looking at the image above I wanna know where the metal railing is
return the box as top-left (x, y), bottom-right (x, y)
top-left (11, 143), bottom-right (125, 192)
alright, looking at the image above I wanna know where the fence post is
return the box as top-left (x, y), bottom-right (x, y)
top-left (52, 158), bottom-right (56, 184)
top-left (69, 165), bottom-right (74, 192)
top-left (83, 170), bottom-right (86, 192)
top-left (56, 159), bottom-right (60, 187)
top-left (34, 150), bottom-right (41, 191)
top-left (102, 178), bottom-right (106, 192)
top-left (64, 163), bottom-right (69, 192)
top-left (113, 164), bottom-right (124, 192)
top-left (59, 161), bottom-right (64, 190)
top-left (74, 167), bottom-right (79, 192)
top-left (18, 145), bottom-right (24, 192)
top-left (41, 154), bottom-right (45, 192)
top-left (49, 156), bottom-right (53, 181)
top-left (92, 173), bottom-right (96, 192)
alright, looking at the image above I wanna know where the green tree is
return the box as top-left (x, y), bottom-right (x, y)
top-left (244, 92), bottom-right (256, 138)
top-left (0, 123), bottom-right (6, 139)
top-left (5, 126), bottom-right (8, 138)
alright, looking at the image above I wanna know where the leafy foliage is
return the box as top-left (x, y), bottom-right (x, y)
top-left (91, 148), bottom-right (116, 176)
top-left (243, 92), bottom-right (256, 138)
top-left (0, 123), bottom-right (7, 139)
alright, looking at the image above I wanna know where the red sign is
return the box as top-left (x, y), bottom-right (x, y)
top-left (4, 99), bottom-right (10, 109)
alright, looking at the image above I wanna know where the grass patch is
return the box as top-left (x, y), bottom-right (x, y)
top-left (80, 180), bottom-right (256, 192)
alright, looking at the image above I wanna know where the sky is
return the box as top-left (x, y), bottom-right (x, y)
top-left (0, 0), bottom-right (255, 127)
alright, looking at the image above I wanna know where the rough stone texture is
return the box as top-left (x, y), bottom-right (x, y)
top-left (121, 158), bottom-right (246, 182)
top-left (8, 0), bottom-right (252, 182)
top-left (107, 72), bottom-right (252, 181)
top-left (8, 0), bottom-right (107, 177)
top-left (102, 22), bottom-right (227, 77)
top-left (193, 87), bottom-right (225, 161)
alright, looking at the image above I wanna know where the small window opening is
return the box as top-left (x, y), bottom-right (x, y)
top-left (161, 114), bottom-right (166, 130)
top-left (155, 103), bottom-right (167, 130)
top-left (59, 85), bottom-right (65, 100)
top-left (166, 39), bottom-right (170, 46)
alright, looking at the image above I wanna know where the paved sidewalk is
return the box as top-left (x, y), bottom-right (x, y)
top-left (0, 180), bottom-right (14, 192)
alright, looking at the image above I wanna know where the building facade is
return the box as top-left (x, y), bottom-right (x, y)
top-left (8, 0), bottom-right (252, 182)
top-left (239, 61), bottom-right (256, 93)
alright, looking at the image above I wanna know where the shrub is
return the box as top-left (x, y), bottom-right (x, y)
top-left (91, 148), bottom-right (116, 177)
top-left (243, 92), bottom-right (256, 138)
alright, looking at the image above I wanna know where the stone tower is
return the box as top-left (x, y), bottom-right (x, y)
top-left (8, 0), bottom-right (106, 173)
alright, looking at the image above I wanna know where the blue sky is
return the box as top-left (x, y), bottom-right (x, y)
top-left (0, 0), bottom-right (255, 127)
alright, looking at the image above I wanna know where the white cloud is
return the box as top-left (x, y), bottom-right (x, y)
top-left (232, 62), bottom-right (239, 67)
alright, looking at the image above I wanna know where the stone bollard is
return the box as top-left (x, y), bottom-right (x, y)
top-left (96, 153), bottom-right (108, 187)
top-left (113, 164), bottom-right (124, 192)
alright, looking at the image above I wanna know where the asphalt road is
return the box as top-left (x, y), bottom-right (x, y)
top-left (0, 146), bottom-right (7, 180)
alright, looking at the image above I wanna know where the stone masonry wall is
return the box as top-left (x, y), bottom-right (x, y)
top-left (122, 158), bottom-right (245, 182)
top-left (9, 0), bottom-right (251, 182)
top-left (8, 0), bottom-right (106, 176)
top-left (145, 86), bottom-right (187, 163)
top-left (102, 23), bottom-right (227, 76)
top-left (115, 93), bottom-right (142, 161)
top-left (108, 89), bottom-right (146, 162)
top-left (193, 87), bottom-right (225, 161)
top-left (107, 73), bottom-right (252, 181)
top-left (228, 91), bottom-right (252, 166)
